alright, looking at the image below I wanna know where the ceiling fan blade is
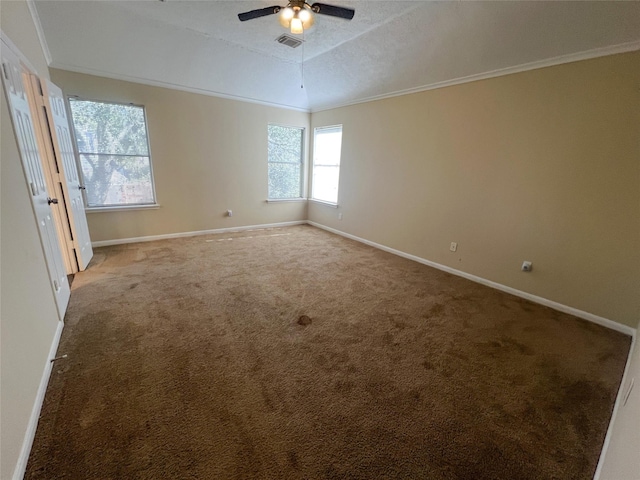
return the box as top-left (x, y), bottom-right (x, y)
top-left (238, 6), bottom-right (282, 22)
top-left (311, 3), bottom-right (355, 20)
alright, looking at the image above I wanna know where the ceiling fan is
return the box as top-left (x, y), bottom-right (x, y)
top-left (238, 1), bottom-right (355, 34)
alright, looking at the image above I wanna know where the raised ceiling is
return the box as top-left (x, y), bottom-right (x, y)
top-left (32, 1), bottom-right (640, 112)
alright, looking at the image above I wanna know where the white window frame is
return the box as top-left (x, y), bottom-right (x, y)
top-left (311, 124), bottom-right (343, 206)
top-left (67, 97), bottom-right (158, 210)
top-left (267, 123), bottom-right (306, 201)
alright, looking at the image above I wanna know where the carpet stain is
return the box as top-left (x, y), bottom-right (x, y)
top-left (287, 450), bottom-right (300, 470)
top-left (427, 302), bottom-right (445, 317)
top-left (259, 383), bottom-right (275, 411)
top-left (297, 315), bottom-right (312, 326)
top-left (334, 379), bottom-right (355, 393)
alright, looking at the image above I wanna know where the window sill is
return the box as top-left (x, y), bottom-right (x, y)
top-left (86, 204), bottom-right (161, 213)
top-left (309, 199), bottom-right (339, 208)
top-left (266, 198), bottom-right (307, 203)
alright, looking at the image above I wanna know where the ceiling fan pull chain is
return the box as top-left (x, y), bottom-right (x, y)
top-left (301, 29), bottom-right (305, 89)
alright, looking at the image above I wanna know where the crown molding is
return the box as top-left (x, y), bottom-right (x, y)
top-left (26, 0), bottom-right (52, 66)
top-left (311, 40), bottom-right (640, 113)
top-left (48, 62), bottom-right (312, 113)
top-left (37, 32), bottom-right (640, 115)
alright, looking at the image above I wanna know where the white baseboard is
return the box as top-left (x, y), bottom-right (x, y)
top-left (307, 221), bottom-right (637, 338)
top-left (91, 220), bottom-right (307, 247)
top-left (13, 320), bottom-right (64, 480)
top-left (593, 332), bottom-right (637, 480)
top-left (91, 218), bottom-right (636, 337)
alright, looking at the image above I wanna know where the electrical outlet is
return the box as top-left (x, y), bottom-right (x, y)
top-left (227, 210), bottom-right (233, 217)
top-left (521, 261), bottom-right (532, 272)
top-left (338, 213), bottom-right (343, 220)
top-left (450, 242), bottom-right (457, 252)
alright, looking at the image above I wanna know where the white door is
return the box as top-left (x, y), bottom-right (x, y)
top-left (1, 42), bottom-right (70, 320)
top-left (26, 74), bottom-right (77, 274)
top-left (41, 79), bottom-right (94, 270)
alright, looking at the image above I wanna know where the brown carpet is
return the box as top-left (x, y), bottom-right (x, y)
top-left (26, 225), bottom-right (630, 479)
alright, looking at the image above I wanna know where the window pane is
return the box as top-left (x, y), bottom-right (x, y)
top-left (268, 163), bottom-right (302, 199)
top-left (312, 165), bottom-right (339, 204)
top-left (268, 125), bottom-right (302, 164)
top-left (312, 126), bottom-right (342, 204)
top-left (69, 99), bottom-right (156, 208)
top-left (267, 124), bottom-right (304, 199)
top-left (314, 129), bottom-right (342, 166)
top-left (69, 99), bottom-right (149, 156)
top-left (80, 154), bottom-right (154, 207)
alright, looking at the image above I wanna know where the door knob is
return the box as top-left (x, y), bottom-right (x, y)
top-left (47, 197), bottom-right (59, 205)
top-left (78, 185), bottom-right (86, 190)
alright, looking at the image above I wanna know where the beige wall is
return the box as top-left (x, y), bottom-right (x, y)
top-left (1, 0), bottom-right (49, 81)
top-left (1, 2), bottom-right (60, 478)
top-left (309, 52), bottom-right (640, 328)
top-left (49, 69), bottom-right (309, 242)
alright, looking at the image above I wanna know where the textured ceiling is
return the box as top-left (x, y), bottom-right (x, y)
top-left (32, 0), bottom-right (640, 111)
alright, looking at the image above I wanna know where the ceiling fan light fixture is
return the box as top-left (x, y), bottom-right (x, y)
top-left (290, 17), bottom-right (304, 34)
top-left (298, 8), bottom-right (311, 23)
top-left (278, 2), bottom-right (314, 34)
top-left (280, 6), bottom-right (294, 22)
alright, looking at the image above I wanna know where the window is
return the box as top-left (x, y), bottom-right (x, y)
top-left (267, 124), bottom-right (304, 200)
top-left (312, 125), bottom-right (342, 204)
top-left (68, 98), bottom-right (156, 208)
